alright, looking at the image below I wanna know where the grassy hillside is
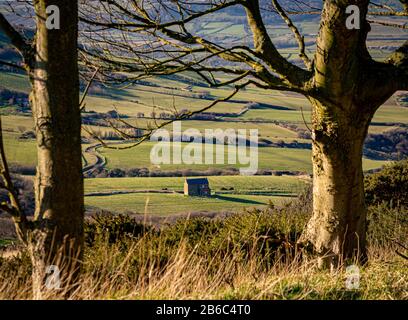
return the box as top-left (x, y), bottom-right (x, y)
top-left (85, 175), bottom-right (306, 194)
top-left (85, 192), bottom-right (288, 215)
top-left (99, 142), bottom-right (386, 173)
top-left (84, 175), bottom-right (307, 214)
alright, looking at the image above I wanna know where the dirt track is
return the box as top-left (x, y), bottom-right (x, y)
top-left (83, 143), bottom-right (106, 176)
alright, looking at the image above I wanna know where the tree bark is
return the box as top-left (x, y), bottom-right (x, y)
top-left (300, 98), bottom-right (373, 269)
top-left (28, 0), bottom-right (83, 299)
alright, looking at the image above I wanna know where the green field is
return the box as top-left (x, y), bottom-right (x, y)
top-left (123, 119), bottom-right (299, 140)
top-left (371, 106), bottom-right (408, 124)
top-left (84, 175), bottom-right (307, 194)
top-left (3, 132), bottom-right (37, 166)
top-left (0, 72), bottom-right (30, 93)
top-left (0, 238), bottom-right (15, 248)
top-left (85, 192), bottom-right (289, 215)
top-left (84, 175), bottom-right (307, 214)
top-left (241, 104), bottom-right (408, 124)
top-left (99, 142), bottom-right (387, 173)
top-left (0, 128), bottom-right (388, 172)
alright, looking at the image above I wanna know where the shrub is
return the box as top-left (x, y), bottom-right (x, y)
top-left (367, 203), bottom-right (407, 247)
top-left (85, 213), bottom-right (153, 246)
top-left (364, 159), bottom-right (408, 206)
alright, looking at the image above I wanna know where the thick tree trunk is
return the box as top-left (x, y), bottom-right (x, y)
top-left (28, 0), bottom-right (83, 299)
top-left (301, 99), bottom-right (372, 269)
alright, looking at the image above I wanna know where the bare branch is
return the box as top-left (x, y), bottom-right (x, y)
top-left (271, 0), bottom-right (312, 70)
top-left (0, 117), bottom-right (29, 244)
top-left (0, 12), bottom-right (33, 70)
top-left (80, 67), bottom-right (101, 110)
top-left (243, 0), bottom-right (310, 87)
top-left (85, 80), bottom-right (259, 150)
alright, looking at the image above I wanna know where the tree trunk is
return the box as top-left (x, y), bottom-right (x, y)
top-left (300, 98), bottom-right (373, 269)
top-left (28, 0), bottom-right (83, 299)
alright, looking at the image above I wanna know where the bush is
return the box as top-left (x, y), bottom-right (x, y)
top-left (364, 159), bottom-right (408, 206)
top-left (84, 201), bottom-right (311, 274)
top-left (85, 213), bottom-right (153, 246)
top-left (2, 194), bottom-right (406, 299)
top-left (367, 203), bottom-right (407, 247)
top-left (364, 128), bottom-right (408, 160)
top-left (0, 174), bottom-right (34, 217)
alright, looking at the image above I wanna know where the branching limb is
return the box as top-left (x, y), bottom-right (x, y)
top-left (0, 12), bottom-right (34, 70)
top-left (84, 80), bottom-right (262, 150)
top-left (243, 0), bottom-right (311, 87)
top-left (399, 0), bottom-right (408, 12)
top-left (0, 59), bottom-right (25, 70)
top-left (80, 67), bottom-right (101, 111)
top-left (385, 40), bottom-right (408, 90)
top-left (0, 117), bottom-right (29, 244)
top-left (388, 40), bottom-right (408, 68)
top-left (271, 0), bottom-right (312, 70)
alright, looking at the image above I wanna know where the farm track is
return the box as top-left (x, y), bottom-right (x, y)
top-left (83, 143), bottom-right (106, 176)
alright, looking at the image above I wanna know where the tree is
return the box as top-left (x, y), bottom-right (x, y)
top-left (0, 1), bottom-right (83, 297)
top-left (81, 0), bottom-right (408, 268)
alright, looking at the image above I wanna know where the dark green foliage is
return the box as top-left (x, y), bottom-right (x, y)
top-left (367, 203), bottom-right (408, 247)
top-left (83, 197), bottom-right (312, 277)
top-left (84, 213), bottom-right (153, 246)
top-left (3, 200), bottom-right (406, 293)
top-left (364, 128), bottom-right (408, 160)
top-left (364, 159), bottom-right (408, 206)
top-left (160, 217), bottom-right (223, 247)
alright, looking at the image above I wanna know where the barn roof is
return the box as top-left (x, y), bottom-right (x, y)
top-left (185, 178), bottom-right (209, 185)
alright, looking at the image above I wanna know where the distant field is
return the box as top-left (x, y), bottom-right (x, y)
top-left (85, 175), bottom-right (307, 194)
top-left (372, 106), bottom-right (408, 124)
top-left (0, 121), bottom-right (389, 172)
top-left (240, 108), bottom-right (311, 122)
top-left (0, 131), bottom-right (387, 172)
top-left (3, 132), bottom-right (36, 166)
top-left (123, 119), bottom-right (299, 140)
top-left (368, 125), bottom-right (400, 134)
top-left (1, 115), bottom-right (34, 130)
top-left (100, 141), bottom-right (387, 173)
top-left (100, 142), bottom-right (312, 171)
top-left (0, 72), bottom-right (30, 92)
top-left (84, 175), bottom-right (308, 214)
top-left (85, 192), bottom-right (291, 215)
top-left (240, 104), bottom-right (408, 124)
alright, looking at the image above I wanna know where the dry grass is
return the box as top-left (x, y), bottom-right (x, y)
top-left (0, 204), bottom-right (406, 300)
top-left (0, 241), bottom-right (406, 300)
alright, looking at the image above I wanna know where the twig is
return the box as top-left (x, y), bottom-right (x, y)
top-left (0, 116), bottom-right (29, 243)
top-left (80, 67), bottom-right (100, 111)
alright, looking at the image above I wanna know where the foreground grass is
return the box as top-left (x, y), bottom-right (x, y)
top-left (0, 203), bottom-right (406, 300)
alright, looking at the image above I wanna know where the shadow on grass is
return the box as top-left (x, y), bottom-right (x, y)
top-left (212, 194), bottom-right (265, 205)
top-left (250, 103), bottom-right (294, 111)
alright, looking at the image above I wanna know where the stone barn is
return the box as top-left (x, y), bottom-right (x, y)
top-left (184, 178), bottom-right (211, 197)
